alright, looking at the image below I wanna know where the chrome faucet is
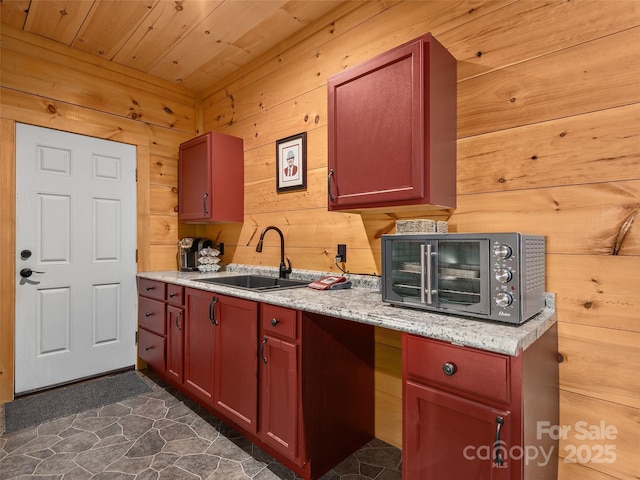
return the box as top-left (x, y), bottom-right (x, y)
top-left (256, 226), bottom-right (292, 279)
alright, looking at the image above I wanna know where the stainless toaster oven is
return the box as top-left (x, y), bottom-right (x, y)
top-left (381, 233), bottom-right (545, 324)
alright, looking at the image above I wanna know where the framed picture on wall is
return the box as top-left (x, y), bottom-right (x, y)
top-left (276, 132), bottom-right (307, 192)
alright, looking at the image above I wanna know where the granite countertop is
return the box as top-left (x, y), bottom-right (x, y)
top-left (138, 264), bottom-right (557, 357)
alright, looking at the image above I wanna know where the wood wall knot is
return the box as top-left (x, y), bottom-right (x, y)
top-left (612, 209), bottom-right (637, 255)
top-left (46, 103), bottom-right (57, 114)
top-left (583, 301), bottom-right (593, 309)
top-left (163, 106), bottom-right (173, 114)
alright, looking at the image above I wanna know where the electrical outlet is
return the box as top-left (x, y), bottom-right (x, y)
top-left (337, 244), bottom-right (347, 263)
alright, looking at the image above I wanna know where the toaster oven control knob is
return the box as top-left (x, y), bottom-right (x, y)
top-left (494, 268), bottom-right (512, 283)
top-left (495, 292), bottom-right (514, 307)
top-left (493, 244), bottom-right (512, 259)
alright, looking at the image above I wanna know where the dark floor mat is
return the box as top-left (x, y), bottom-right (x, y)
top-left (3, 370), bottom-right (152, 434)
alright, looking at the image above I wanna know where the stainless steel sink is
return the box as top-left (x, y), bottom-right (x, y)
top-left (194, 275), bottom-right (309, 291)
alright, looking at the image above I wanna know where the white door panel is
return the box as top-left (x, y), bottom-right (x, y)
top-left (15, 123), bottom-right (137, 394)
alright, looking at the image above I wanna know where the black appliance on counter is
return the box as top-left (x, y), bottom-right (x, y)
top-left (178, 237), bottom-right (212, 271)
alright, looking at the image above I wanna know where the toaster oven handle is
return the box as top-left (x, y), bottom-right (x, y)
top-left (425, 243), bottom-right (433, 305)
top-left (420, 244), bottom-right (426, 304)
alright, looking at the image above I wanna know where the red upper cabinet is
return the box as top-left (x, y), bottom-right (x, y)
top-left (327, 33), bottom-right (456, 212)
top-left (178, 131), bottom-right (244, 223)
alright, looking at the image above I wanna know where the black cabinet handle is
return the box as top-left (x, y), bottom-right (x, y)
top-left (146, 286), bottom-right (154, 291)
top-left (169, 292), bottom-right (176, 298)
top-left (175, 312), bottom-right (182, 331)
top-left (327, 169), bottom-right (336, 201)
top-left (209, 296), bottom-right (219, 325)
top-left (271, 318), bottom-right (278, 326)
top-left (145, 345), bottom-right (152, 351)
top-left (259, 336), bottom-right (268, 364)
top-left (203, 192), bottom-right (209, 215)
top-left (442, 362), bottom-right (457, 376)
top-left (494, 416), bottom-right (505, 466)
top-left (145, 312), bottom-right (153, 317)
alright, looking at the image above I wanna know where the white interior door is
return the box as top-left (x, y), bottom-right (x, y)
top-left (15, 123), bottom-right (137, 394)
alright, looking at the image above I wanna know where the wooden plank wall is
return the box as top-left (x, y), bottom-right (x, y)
top-left (196, 2), bottom-right (640, 479)
top-left (1, 2), bottom-right (638, 479)
top-left (0, 25), bottom-right (196, 403)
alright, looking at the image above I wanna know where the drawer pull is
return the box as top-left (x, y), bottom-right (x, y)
top-left (169, 292), bottom-right (176, 298)
top-left (328, 169), bottom-right (336, 201)
top-left (145, 312), bottom-right (153, 317)
top-left (494, 416), bottom-right (505, 466)
top-left (175, 312), bottom-right (182, 331)
top-left (209, 296), bottom-right (219, 325)
top-left (271, 318), bottom-right (278, 326)
top-left (259, 336), bottom-right (268, 364)
top-left (442, 362), bottom-right (457, 376)
top-left (145, 345), bottom-right (153, 351)
top-left (146, 286), bottom-right (154, 291)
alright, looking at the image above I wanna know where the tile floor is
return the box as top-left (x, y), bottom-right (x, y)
top-left (0, 371), bottom-right (402, 479)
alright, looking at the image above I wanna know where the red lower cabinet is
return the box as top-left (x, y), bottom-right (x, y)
top-left (137, 279), bottom-right (167, 373)
top-left (183, 288), bottom-right (217, 405)
top-left (213, 295), bottom-right (259, 434)
top-left (260, 305), bottom-right (300, 460)
top-left (404, 381), bottom-right (512, 479)
top-left (139, 281), bottom-right (375, 480)
top-left (403, 326), bottom-right (559, 480)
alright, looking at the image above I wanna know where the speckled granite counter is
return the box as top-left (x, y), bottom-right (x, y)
top-left (138, 264), bottom-right (556, 357)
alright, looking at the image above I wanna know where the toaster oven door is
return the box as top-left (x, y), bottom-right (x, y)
top-left (433, 239), bottom-right (490, 316)
top-left (383, 238), bottom-right (491, 317)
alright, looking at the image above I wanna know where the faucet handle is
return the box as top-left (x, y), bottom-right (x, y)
top-left (280, 257), bottom-right (293, 278)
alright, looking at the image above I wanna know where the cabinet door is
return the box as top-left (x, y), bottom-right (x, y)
top-left (183, 288), bottom-right (217, 405)
top-left (327, 33), bottom-right (456, 212)
top-left (166, 305), bottom-right (184, 384)
top-left (404, 381), bottom-right (512, 480)
top-left (260, 335), bottom-right (298, 460)
top-left (178, 131), bottom-right (244, 223)
top-left (328, 39), bottom-right (422, 210)
top-left (214, 295), bottom-right (259, 434)
top-left (179, 133), bottom-right (211, 222)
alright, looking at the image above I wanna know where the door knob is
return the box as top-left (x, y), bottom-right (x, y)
top-left (20, 268), bottom-right (45, 278)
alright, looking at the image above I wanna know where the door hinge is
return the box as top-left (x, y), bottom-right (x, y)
top-left (135, 249), bottom-right (138, 263)
top-left (135, 330), bottom-right (138, 346)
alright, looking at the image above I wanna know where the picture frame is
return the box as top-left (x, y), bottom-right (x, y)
top-left (276, 132), bottom-right (307, 192)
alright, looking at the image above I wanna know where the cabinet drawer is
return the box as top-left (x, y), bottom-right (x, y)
top-left (404, 334), bottom-right (510, 404)
top-left (139, 278), bottom-right (166, 301)
top-left (138, 328), bottom-right (166, 371)
top-left (138, 297), bottom-right (166, 335)
top-left (261, 304), bottom-right (297, 341)
top-left (166, 284), bottom-right (184, 306)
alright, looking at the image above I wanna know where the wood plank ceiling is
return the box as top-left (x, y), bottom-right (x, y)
top-left (1, 0), bottom-right (345, 93)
